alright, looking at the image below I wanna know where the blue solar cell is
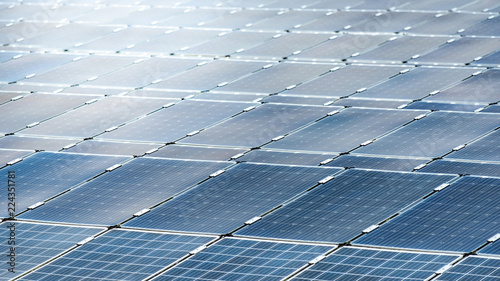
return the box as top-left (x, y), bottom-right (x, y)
top-left (436, 256), bottom-right (500, 280)
top-left (19, 157), bottom-right (232, 225)
top-left (150, 145), bottom-right (246, 161)
top-left (124, 163), bottom-right (342, 234)
top-left (293, 247), bottom-right (459, 281)
top-left (0, 222), bottom-right (102, 279)
top-left (236, 169), bottom-right (455, 243)
top-left (21, 230), bottom-right (214, 281)
top-left (418, 159), bottom-right (500, 177)
top-left (237, 149), bottom-right (335, 166)
top-left (446, 131), bottom-right (500, 162)
top-left (180, 104), bottom-right (335, 148)
top-left (482, 105), bottom-right (500, 113)
top-left (324, 154), bottom-right (430, 172)
top-left (355, 112), bottom-right (500, 158)
top-left (97, 100), bottom-right (254, 143)
top-left (480, 240), bottom-right (500, 256)
top-left (0, 151), bottom-right (127, 217)
top-left (153, 238), bottom-right (332, 281)
top-left (471, 50), bottom-right (500, 67)
top-left (461, 15), bottom-right (500, 36)
top-left (354, 176), bottom-right (500, 252)
top-left (265, 108), bottom-right (425, 153)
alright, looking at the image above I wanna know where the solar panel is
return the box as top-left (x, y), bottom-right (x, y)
top-left (347, 12), bottom-right (435, 33)
top-left (0, 135), bottom-right (77, 151)
top-left (482, 105), bottom-right (500, 113)
top-left (446, 130), bottom-right (500, 162)
top-left (410, 37), bottom-right (500, 65)
top-left (236, 169), bottom-right (455, 243)
top-left (265, 108), bottom-right (425, 153)
top-left (0, 22), bottom-right (57, 44)
top-left (21, 229), bottom-right (214, 281)
top-left (435, 256), bottom-right (500, 280)
top-left (308, 0), bottom-right (363, 9)
top-left (193, 92), bottom-right (267, 102)
top-left (22, 96), bottom-right (166, 138)
top-left (149, 144), bottom-right (246, 161)
top-left (471, 50), bottom-right (500, 67)
top-left (354, 67), bottom-right (477, 100)
top-left (291, 35), bottom-right (393, 62)
top-left (427, 69), bottom-right (500, 103)
top-left (105, 7), bottom-right (183, 25)
top-left (153, 238), bottom-right (332, 281)
top-left (262, 95), bottom-right (334, 106)
top-left (180, 104), bottom-right (335, 148)
top-left (401, 0), bottom-right (471, 11)
top-left (157, 8), bottom-right (234, 27)
top-left (246, 11), bottom-right (327, 31)
top-left (296, 11), bottom-right (376, 32)
top-left (418, 159), bottom-right (500, 178)
top-left (64, 140), bottom-right (161, 156)
top-left (332, 97), bottom-right (411, 109)
top-left (19, 157), bottom-right (232, 225)
top-left (355, 112), bottom-right (500, 158)
top-left (292, 246), bottom-right (459, 281)
top-left (124, 163), bottom-right (342, 233)
top-left (200, 9), bottom-right (277, 29)
top-left (0, 93), bottom-right (91, 134)
top-left (460, 0), bottom-right (500, 12)
top-left (460, 15), bottom-right (500, 36)
top-left (0, 151), bottom-right (127, 217)
top-left (97, 100), bottom-right (254, 143)
top-left (407, 13), bottom-right (491, 35)
top-left (0, 148), bottom-right (31, 166)
top-left (124, 89), bottom-right (195, 99)
top-left (219, 62), bottom-right (333, 94)
top-left (354, 176), bottom-right (500, 252)
top-left (58, 86), bottom-right (125, 96)
top-left (0, 222), bottom-right (103, 279)
top-left (324, 154), bottom-right (430, 172)
top-left (236, 149), bottom-right (336, 166)
top-left (479, 240), bottom-right (500, 256)
top-left (404, 101), bottom-right (485, 112)
top-left (284, 65), bottom-right (404, 98)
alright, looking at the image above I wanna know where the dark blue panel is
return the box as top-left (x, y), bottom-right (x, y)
top-left (355, 112), bottom-right (500, 158)
top-left (447, 130), bottom-right (500, 162)
top-left (419, 159), bottom-right (500, 177)
top-left (124, 163), bottom-right (342, 234)
top-left (153, 238), bottom-right (332, 281)
top-left (0, 151), bottom-right (127, 217)
top-left (293, 247), bottom-right (458, 281)
top-left (265, 108), bottom-right (425, 153)
top-left (0, 222), bottom-right (102, 279)
top-left (21, 230), bottom-right (214, 281)
top-left (354, 176), bottom-right (500, 252)
top-left (325, 154), bottom-right (430, 171)
top-left (19, 158), bottom-right (232, 225)
top-left (236, 169), bottom-right (455, 243)
top-left (237, 149), bottom-right (335, 166)
top-left (436, 256), bottom-right (500, 280)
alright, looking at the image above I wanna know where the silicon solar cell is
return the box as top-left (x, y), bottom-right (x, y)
top-left (355, 111), bottom-right (500, 158)
top-left (237, 169), bottom-right (454, 243)
top-left (436, 256), bottom-right (500, 280)
top-left (0, 148), bottom-right (31, 166)
top-left (180, 104), bottom-right (335, 148)
top-left (153, 238), bottom-right (332, 281)
top-left (0, 222), bottom-right (103, 280)
top-left (347, 12), bottom-right (436, 33)
top-left (0, 151), bottom-right (127, 217)
top-left (284, 65), bottom-right (404, 98)
top-left (19, 157), bottom-right (231, 225)
top-left (236, 149), bottom-right (336, 166)
top-left (427, 69), bottom-right (500, 103)
top-left (149, 144), bottom-right (246, 161)
top-left (418, 159), bottom-right (500, 178)
top-left (292, 246), bottom-right (459, 281)
top-left (0, 94), bottom-right (91, 134)
top-left (0, 135), bottom-right (77, 151)
top-left (482, 105), bottom-right (500, 113)
top-left (324, 154), bottom-right (430, 172)
top-left (460, 15), bottom-right (500, 36)
top-left (296, 11), bottom-right (375, 32)
top-left (291, 34), bottom-right (394, 62)
top-left (446, 130), bottom-right (500, 162)
top-left (124, 163), bottom-right (342, 234)
top-left (480, 240), bottom-right (500, 256)
top-left (219, 62), bottom-right (333, 94)
top-left (354, 176), bottom-right (500, 252)
top-left (404, 101), bottom-right (485, 112)
top-left (410, 37), bottom-right (500, 65)
top-left (265, 108), bottom-right (425, 153)
top-left (97, 100), bottom-right (253, 143)
top-left (199, 9), bottom-right (277, 29)
top-left (407, 13), bottom-right (491, 35)
top-left (471, 50), bottom-right (500, 67)
top-left (246, 11), bottom-right (327, 31)
top-left (21, 230), bottom-right (214, 281)
top-left (354, 67), bottom-right (477, 100)
top-left (64, 140), bottom-right (161, 156)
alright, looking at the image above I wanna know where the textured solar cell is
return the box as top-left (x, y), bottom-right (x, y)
top-left (0, 222), bottom-right (103, 279)
top-left (21, 97), bottom-right (166, 138)
top-left (265, 108), bottom-right (425, 153)
top-left (418, 159), bottom-right (500, 178)
top-left (153, 238), bottom-right (332, 281)
top-left (20, 230), bottom-right (214, 281)
top-left (292, 246), bottom-right (459, 281)
top-left (446, 130), bottom-right (500, 162)
top-left (355, 112), bottom-right (500, 158)
top-left (97, 100), bottom-right (253, 143)
top-left (236, 149), bottom-right (336, 166)
top-left (324, 154), bottom-right (430, 172)
top-left (150, 145), bottom-right (246, 161)
top-left (64, 140), bottom-right (161, 156)
top-left (19, 157), bottom-right (231, 225)
top-left (0, 151), bottom-right (127, 217)
top-left (180, 104), bottom-right (335, 148)
top-left (237, 169), bottom-right (454, 243)
top-left (354, 176), bottom-right (500, 252)
top-left (436, 256), bottom-right (500, 280)
top-left (124, 163), bottom-right (342, 233)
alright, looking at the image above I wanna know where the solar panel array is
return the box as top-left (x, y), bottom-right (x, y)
top-left (1, 0), bottom-right (500, 280)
